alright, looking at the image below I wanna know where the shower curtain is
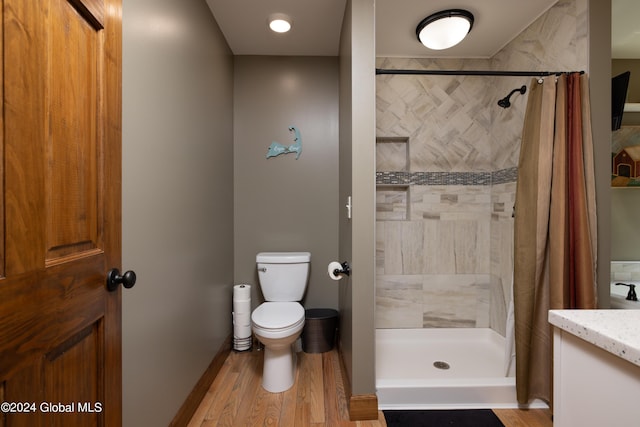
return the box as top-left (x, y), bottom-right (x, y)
top-left (513, 73), bottom-right (597, 405)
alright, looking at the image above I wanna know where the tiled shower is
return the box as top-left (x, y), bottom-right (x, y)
top-left (374, 0), bottom-right (587, 338)
top-left (375, 67), bottom-right (516, 335)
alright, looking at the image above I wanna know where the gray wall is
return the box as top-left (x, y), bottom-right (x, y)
top-left (339, 0), bottom-right (377, 396)
top-left (589, 0), bottom-right (612, 307)
top-left (611, 188), bottom-right (640, 260)
top-left (338, 0), bottom-right (354, 391)
top-left (233, 56), bottom-right (340, 310)
top-left (122, 0), bottom-right (234, 425)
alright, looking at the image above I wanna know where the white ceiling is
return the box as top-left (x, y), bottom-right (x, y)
top-left (206, 0), bottom-right (638, 59)
top-left (205, 0), bottom-right (346, 56)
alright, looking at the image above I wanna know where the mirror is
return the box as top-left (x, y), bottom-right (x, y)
top-left (611, 64), bottom-right (640, 261)
top-left (611, 0), bottom-right (640, 306)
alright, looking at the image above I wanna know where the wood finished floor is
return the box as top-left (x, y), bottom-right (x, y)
top-left (187, 347), bottom-right (552, 427)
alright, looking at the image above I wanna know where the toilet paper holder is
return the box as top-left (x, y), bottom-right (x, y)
top-left (333, 262), bottom-right (351, 277)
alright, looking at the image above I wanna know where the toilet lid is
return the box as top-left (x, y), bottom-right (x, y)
top-left (252, 302), bottom-right (304, 329)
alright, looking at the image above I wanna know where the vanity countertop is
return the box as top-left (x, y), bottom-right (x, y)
top-left (549, 309), bottom-right (640, 367)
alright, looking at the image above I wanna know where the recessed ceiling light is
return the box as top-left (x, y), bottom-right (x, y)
top-left (268, 13), bottom-right (292, 33)
top-left (416, 9), bottom-right (474, 50)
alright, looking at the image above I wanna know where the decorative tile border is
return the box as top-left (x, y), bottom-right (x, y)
top-left (492, 167), bottom-right (519, 185)
top-left (376, 167), bottom-right (518, 186)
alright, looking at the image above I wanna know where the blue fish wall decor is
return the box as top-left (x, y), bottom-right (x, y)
top-left (266, 126), bottom-right (302, 159)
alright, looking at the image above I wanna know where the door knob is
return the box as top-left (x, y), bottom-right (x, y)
top-left (106, 268), bottom-right (137, 292)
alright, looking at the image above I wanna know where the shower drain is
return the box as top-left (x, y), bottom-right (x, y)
top-left (433, 361), bottom-right (450, 370)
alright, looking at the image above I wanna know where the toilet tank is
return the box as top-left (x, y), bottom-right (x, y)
top-left (256, 252), bottom-right (310, 301)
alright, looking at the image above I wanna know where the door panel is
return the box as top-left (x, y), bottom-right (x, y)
top-left (47, 0), bottom-right (103, 263)
top-left (0, 0), bottom-right (122, 425)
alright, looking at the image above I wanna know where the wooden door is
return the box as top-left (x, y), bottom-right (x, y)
top-left (0, 0), bottom-right (123, 425)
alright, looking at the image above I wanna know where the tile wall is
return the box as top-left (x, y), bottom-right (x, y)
top-left (375, 0), bottom-right (587, 333)
top-left (611, 262), bottom-right (640, 282)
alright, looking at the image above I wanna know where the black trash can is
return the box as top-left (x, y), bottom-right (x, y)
top-left (301, 308), bottom-right (339, 353)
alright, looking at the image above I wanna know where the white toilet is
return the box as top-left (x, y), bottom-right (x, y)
top-left (251, 251), bottom-right (310, 393)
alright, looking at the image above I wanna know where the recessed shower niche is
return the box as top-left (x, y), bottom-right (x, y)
top-left (376, 136), bottom-right (410, 221)
top-left (376, 136), bottom-right (409, 171)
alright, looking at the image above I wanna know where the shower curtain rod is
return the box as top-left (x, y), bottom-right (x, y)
top-left (375, 68), bottom-right (585, 77)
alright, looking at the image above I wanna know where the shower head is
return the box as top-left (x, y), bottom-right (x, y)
top-left (498, 85), bottom-right (527, 108)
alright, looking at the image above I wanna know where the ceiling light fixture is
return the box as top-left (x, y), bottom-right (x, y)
top-left (268, 13), bottom-right (292, 33)
top-left (416, 9), bottom-right (474, 50)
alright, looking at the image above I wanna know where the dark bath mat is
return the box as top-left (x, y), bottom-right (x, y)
top-left (383, 409), bottom-right (505, 427)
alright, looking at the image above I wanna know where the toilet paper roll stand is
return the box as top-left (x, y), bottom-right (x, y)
top-left (233, 284), bottom-right (253, 352)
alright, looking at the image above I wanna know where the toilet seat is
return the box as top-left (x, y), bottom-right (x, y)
top-left (252, 302), bottom-right (305, 338)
